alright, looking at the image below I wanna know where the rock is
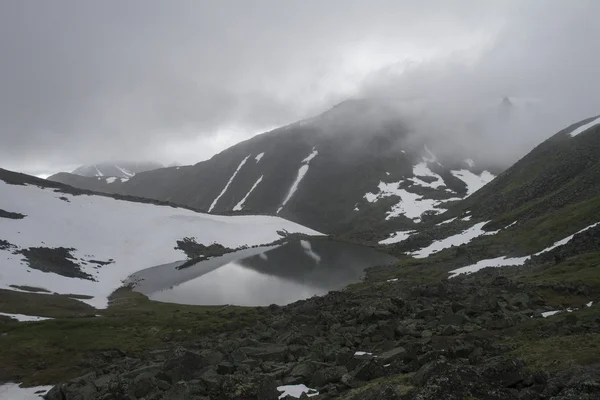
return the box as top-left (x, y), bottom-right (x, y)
top-left (351, 359), bottom-right (386, 382)
top-left (379, 347), bottom-right (406, 364)
top-left (290, 361), bottom-right (316, 379)
top-left (199, 368), bottom-right (222, 391)
top-left (230, 348), bottom-right (248, 363)
top-left (479, 357), bottom-right (528, 387)
top-left (162, 348), bottom-right (218, 381)
top-left (340, 373), bottom-right (359, 388)
top-left (441, 325), bottom-right (458, 336)
top-left (220, 373), bottom-right (279, 400)
top-left (311, 366), bottom-right (347, 387)
top-left (239, 344), bottom-right (288, 362)
top-left (217, 361), bottom-right (236, 375)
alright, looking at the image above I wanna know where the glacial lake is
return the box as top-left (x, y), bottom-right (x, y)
top-left (127, 239), bottom-right (397, 306)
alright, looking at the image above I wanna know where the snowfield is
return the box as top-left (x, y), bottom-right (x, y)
top-left (448, 221), bottom-right (600, 277)
top-left (278, 147), bottom-right (318, 214)
top-left (0, 179), bottom-right (320, 308)
top-left (569, 116), bottom-right (600, 137)
top-left (0, 383), bottom-right (53, 400)
top-left (411, 222), bottom-right (498, 258)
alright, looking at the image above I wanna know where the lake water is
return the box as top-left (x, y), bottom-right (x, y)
top-left (127, 239), bottom-right (397, 306)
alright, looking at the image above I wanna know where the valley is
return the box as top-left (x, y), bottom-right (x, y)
top-left (1, 114), bottom-right (600, 399)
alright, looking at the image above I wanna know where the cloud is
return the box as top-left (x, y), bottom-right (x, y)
top-left (1, 1), bottom-right (599, 174)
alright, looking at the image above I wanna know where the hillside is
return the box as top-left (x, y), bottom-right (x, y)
top-left (49, 99), bottom-right (500, 236)
top-left (0, 168), bottom-right (319, 308)
top-left (71, 161), bottom-right (164, 178)
top-left (3, 117), bottom-right (600, 400)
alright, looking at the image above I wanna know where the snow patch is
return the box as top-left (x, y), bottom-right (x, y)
top-left (569, 116), bottom-right (600, 137)
top-left (354, 351), bottom-right (373, 356)
top-left (277, 384), bottom-right (318, 399)
top-left (0, 312), bottom-right (53, 322)
top-left (0, 383), bottom-right (53, 399)
top-left (461, 215), bottom-right (472, 221)
top-left (448, 221), bottom-right (600, 278)
top-left (451, 170), bottom-right (495, 196)
top-left (587, 301), bottom-right (594, 307)
top-left (542, 310), bottom-right (561, 318)
top-left (379, 230), bottom-right (414, 245)
top-left (94, 165), bottom-right (103, 177)
top-left (448, 256), bottom-right (530, 278)
top-left (278, 147), bottom-right (318, 213)
top-left (0, 180), bottom-right (321, 308)
top-left (116, 166), bottom-right (134, 177)
top-left (409, 162), bottom-right (445, 189)
top-left (365, 182), bottom-right (447, 222)
top-left (437, 217), bottom-right (456, 225)
top-left (465, 158), bottom-right (475, 168)
top-left (209, 155), bottom-right (250, 212)
top-left (504, 221), bottom-right (517, 229)
top-left (255, 152), bottom-right (265, 162)
top-left (300, 240), bottom-right (321, 263)
top-left (412, 222), bottom-right (496, 258)
top-left (233, 175), bottom-right (263, 211)
top-left (387, 278), bottom-right (398, 283)
top-left (105, 177), bottom-right (117, 184)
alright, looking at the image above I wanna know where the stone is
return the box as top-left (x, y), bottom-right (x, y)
top-left (379, 347), bottom-right (406, 364)
top-left (239, 344), bottom-right (288, 362)
top-left (311, 366), bottom-right (347, 387)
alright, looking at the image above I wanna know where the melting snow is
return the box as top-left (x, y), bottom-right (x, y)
top-left (116, 166), bottom-right (134, 177)
top-left (233, 175), bottom-right (263, 211)
top-left (354, 351), bottom-right (373, 356)
top-left (379, 231), bottom-right (414, 245)
top-left (0, 383), bottom-right (53, 399)
top-left (106, 177), bottom-right (117, 184)
top-left (300, 240), bottom-right (321, 263)
top-left (365, 182), bottom-right (447, 221)
top-left (277, 384), bottom-right (318, 399)
top-left (387, 278), bottom-right (398, 282)
top-left (412, 222), bottom-right (497, 258)
top-left (504, 221), bottom-right (518, 229)
top-left (255, 152), bottom-right (265, 162)
top-left (542, 310), bottom-right (561, 318)
top-left (94, 165), bottom-right (103, 177)
top-left (448, 256), bottom-right (530, 278)
top-left (209, 155), bottom-right (250, 212)
top-left (451, 170), bottom-right (495, 196)
top-left (587, 301), bottom-right (594, 307)
top-left (448, 221), bottom-right (600, 278)
top-left (278, 147), bottom-right (318, 214)
top-left (437, 217), bottom-right (457, 225)
top-left (409, 162), bottom-right (445, 189)
top-left (0, 180), bottom-right (320, 308)
top-left (461, 216), bottom-right (472, 221)
top-left (0, 312), bottom-right (53, 322)
top-left (569, 116), bottom-right (600, 137)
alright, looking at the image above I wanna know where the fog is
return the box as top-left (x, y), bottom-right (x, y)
top-left (1, 1), bottom-right (599, 175)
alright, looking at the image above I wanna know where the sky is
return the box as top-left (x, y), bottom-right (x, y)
top-left (1, 0), bottom-right (600, 176)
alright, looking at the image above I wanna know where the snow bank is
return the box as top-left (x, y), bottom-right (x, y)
top-left (278, 147), bottom-right (318, 213)
top-left (0, 383), bottom-right (53, 399)
top-left (0, 312), bottom-right (53, 322)
top-left (233, 175), bottom-right (263, 211)
top-left (412, 222), bottom-right (496, 258)
top-left (448, 221), bottom-right (600, 278)
top-left (277, 384), bottom-right (318, 399)
top-left (569, 116), bottom-right (600, 137)
top-left (448, 256), bottom-right (529, 278)
top-left (451, 169), bottom-right (495, 196)
top-left (379, 231), bottom-right (414, 245)
top-left (209, 155), bottom-right (251, 212)
top-left (0, 180), bottom-right (320, 308)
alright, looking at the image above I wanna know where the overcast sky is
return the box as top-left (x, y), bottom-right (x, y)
top-left (1, 1), bottom-right (599, 176)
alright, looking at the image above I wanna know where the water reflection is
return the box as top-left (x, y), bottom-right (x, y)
top-left (128, 239), bottom-right (396, 306)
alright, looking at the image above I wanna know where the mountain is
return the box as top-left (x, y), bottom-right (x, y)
top-left (3, 114), bottom-right (600, 400)
top-left (0, 168), bottom-right (319, 308)
top-left (380, 114), bottom-right (600, 275)
top-left (49, 99), bottom-right (502, 236)
top-left (70, 161), bottom-right (164, 178)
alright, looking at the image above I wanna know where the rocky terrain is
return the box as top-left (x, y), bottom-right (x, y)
top-left (42, 269), bottom-right (600, 400)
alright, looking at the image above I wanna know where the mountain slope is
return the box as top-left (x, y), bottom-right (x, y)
top-left (0, 169), bottom-right (319, 308)
top-left (71, 161), bottom-right (164, 178)
top-left (49, 99), bottom-right (499, 235)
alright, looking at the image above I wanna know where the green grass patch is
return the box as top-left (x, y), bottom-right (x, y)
top-left (0, 289), bottom-right (95, 318)
top-left (0, 287), bottom-right (267, 386)
top-left (339, 373), bottom-right (414, 399)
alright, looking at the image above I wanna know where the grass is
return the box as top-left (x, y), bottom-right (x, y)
top-left (9, 285), bottom-right (51, 293)
top-left (339, 373), bottom-right (414, 399)
top-left (0, 287), bottom-right (267, 386)
top-left (0, 289), bottom-right (95, 318)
